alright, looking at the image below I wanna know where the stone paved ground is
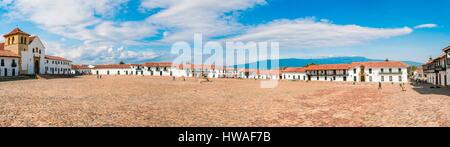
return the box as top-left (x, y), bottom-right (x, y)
top-left (0, 76), bottom-right (448, 127)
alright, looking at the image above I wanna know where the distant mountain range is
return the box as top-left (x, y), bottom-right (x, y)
top-left (235, 56), bottom-right (423, 69)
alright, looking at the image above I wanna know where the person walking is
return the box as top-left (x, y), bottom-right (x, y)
top-left (378, 82), bottom-right (382, 90)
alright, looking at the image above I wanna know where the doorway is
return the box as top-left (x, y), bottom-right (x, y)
top-left (34, 59), bottom-right (40, 74)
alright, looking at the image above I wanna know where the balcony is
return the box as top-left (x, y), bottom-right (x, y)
top-left (434, 65), bottom-right (445, 71)
top-left (306, 73), bottom-right (349, 76)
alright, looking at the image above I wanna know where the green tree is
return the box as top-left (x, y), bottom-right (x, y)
top-left (119, 61), bottom-right (125, 64)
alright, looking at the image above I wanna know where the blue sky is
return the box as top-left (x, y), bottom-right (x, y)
top-left (0, 0), bottom-right (449, 64)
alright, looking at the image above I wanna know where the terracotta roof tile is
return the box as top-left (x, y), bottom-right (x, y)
top-left (282, 67), bottom-right (306, 73)
top-left (45, 55), bottom-right (72, 62)
top-left (351, 61), bottom-right (408, 68)
top-left (93, 64), bottom-right (138, 69)
top-left (443, 46), bottom-right (450, 52)
top-left (71, 64), bottom-right (91, 69)
top-left (28, 36), bottom-right (36, 44)
top-left (4, 28), bottom-right (30, 37)
top-left (143, 62), bottom-right (173, 67)
top-left (305, 64), bottom-right (352, 70)
top-left (0, 50), bottom-right (20, 58)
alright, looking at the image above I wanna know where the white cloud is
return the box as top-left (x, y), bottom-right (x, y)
top-left (2, 0), bottom-right (158, 45)
top-left (227, 18), bottom-right (413, 49)
top-left (45, 41), bottom-right (158, 64)
top-left (1, 0), bottom-right (160, 64)
top-left (414, 24), bottom-right (438, 29)
top-left (141, 0), bottom-right (267, 43)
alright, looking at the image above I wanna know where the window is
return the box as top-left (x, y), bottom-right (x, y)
top-left (389, 68), bottom-right (392, 73)
top-left (0, 59), bottom-right (4, 66)
top-left (369, 68), bottom-right (372, 74)
top-left (369, 76), bottom-right (372, 82)
top-left (325, 77), bottom-right (327, 80)
top-left (353, 76), bottom-right (356, 81)
top-left (399, 76), bottom-right (402, 82)
top-left (398, 68), bottom-right (402, 73)
top-left (11, 59), bottom-right (17, 67)
top-left (353, 69), bottom-right (357, 74)
top-left (381, 76), bottom-right (384, 82)
top-left (389, 76), bottom-right (393, 82)
top-left (381, 68), bottom-right (384, 73)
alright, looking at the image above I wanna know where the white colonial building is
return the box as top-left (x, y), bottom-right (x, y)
top-left (90, 64), bottom-right (143, 76)
top-left (282, 61), bottom-right (409, 83)
top-left (0, 28), bottom-right (72, 77)
top-left (445, 46), bottom-right (450, 86)
top-left (71, 65), bottom-right (93, 75)
top-left (44, 55), bottom-right (72, 75)
top-left (348, 62), bottom-right (408, 83)
top-left (305, 64), bottom-right (350, 82)
top-left (0, 46), bottom-right (20, 77)
top-left (282, 67), bottom-right (307, 81)
top-left (423, 46), bottom-right (450, 86)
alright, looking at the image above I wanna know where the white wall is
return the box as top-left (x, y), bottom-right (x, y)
top-left (91, 68), bottom-right (141, 76)
top-left (44, 59), bottom-right (72, 75)
top-left (282, 72), bottom-right (307, 81)
top-left (447, 68), bottom-right (450, 86)
top-left (22, 36), bottom-right (46, 75)
top-left (0, 57), bottom-right (19, 77)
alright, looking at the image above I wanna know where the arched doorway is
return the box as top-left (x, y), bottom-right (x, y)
top-left (34, 59), bottom-right (40, 74)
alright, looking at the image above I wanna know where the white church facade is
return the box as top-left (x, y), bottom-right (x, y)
top-left (0, 28), bottom-right (72, 77)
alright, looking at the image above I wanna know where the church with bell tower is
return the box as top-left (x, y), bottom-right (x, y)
top-left (0, 27), bottom-right (72, 76)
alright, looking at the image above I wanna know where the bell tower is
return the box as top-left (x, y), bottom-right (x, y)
top-left (3, 27), bottom-right (30, 75)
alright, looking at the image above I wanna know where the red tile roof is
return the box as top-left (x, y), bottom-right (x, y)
top-left (351, 61), bottom-right (408, 68)
top-left (0, 50), bottom-right (20, 58)
top-left (305, 64), bottom-right (352, 70)
top-left (282, 67), bottom-right (306, 73)
top-left (93, 64), bottom-right (138, 69)
top-left (28, 36), bottom-right (36, 44)
top-left (175, 64), bottom-right (222, 69)
top-left (0, 43), bottom-right (20, 58)
top-left (443, 46), bottom-right (450, 52)
top-left (4, 28), bottom-right (30, 37)
top-left (143, 62), bottom-right (173, 67)
top-left (45, 55), bottom-right (72, 62)
top-left (71, 64), bottom-right (91, 69)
